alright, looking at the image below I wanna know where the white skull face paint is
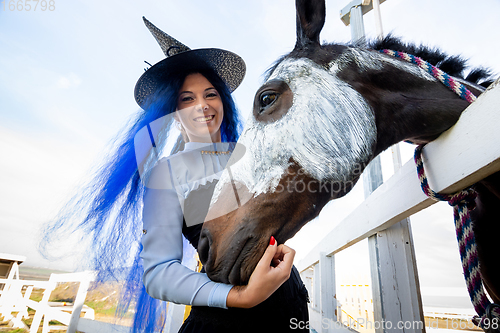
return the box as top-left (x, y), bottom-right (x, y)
top-left (211, 57), bottom-right (377, 208)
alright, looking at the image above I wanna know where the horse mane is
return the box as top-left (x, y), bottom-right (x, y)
top-left (366, 35), bottom-right (496, 88)
top-left (264, 35), bottom-right (496, 88)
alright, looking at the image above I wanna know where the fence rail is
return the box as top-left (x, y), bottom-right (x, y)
top-left (298, 79), bottom-right (500, 332)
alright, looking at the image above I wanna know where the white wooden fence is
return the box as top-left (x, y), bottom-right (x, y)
top-left (297, 80), bottom-right (500, 333)
top-left (0, 271), bottom-right (131, 333)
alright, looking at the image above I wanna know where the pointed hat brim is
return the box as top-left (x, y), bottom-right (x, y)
top-left (134, 19), bottom-right (246, 108)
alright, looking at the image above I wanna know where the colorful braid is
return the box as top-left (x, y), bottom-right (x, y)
top-left (380, 49), bottom-right (477, 103)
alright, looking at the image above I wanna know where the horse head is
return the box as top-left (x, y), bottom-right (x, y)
top-left (199, 0), bottom-right (486, 285)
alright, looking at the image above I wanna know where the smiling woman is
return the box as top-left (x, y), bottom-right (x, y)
top-left (174, 73), bottom-right (225, 143)
top-left (135, 18), bottom-right (309, 332)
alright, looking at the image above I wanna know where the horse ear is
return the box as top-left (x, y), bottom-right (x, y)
top-left (295, 0), bottom-right (326, 49)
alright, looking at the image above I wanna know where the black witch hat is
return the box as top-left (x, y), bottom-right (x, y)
top-left (134, 17), bottom-right (246, 108)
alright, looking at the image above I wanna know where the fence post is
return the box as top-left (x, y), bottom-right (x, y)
top-left (349, 5), bottom-right (365, 42)
top-left (300, 268), bottom-right (314, 303)
top-left (368, 219), bottom-right (425, 332)
top-left (319, 252), bottom-right (336, 333)
top-left (342, 2), bottom-right (425, 329)
top-left (366, 149), bottom-right (425, 332)
top-left (313, 263), bottom-right (321, 310)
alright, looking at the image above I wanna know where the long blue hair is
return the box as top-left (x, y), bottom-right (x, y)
top-left (40, 65), bottom-right (243, 332)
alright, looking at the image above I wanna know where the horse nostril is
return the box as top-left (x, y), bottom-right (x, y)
top-left (198, 229), bottom-right (212, 265)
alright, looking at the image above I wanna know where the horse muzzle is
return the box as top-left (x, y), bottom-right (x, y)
top-left (199, 214), bottom-right (266, 285)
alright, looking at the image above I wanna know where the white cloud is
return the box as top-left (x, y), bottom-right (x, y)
top-left (56, 73), bottom-right (82, 89)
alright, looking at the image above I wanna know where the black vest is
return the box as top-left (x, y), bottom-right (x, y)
top-left (181, 180), bottom-right (218, 250)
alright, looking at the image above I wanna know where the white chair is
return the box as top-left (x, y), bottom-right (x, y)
top-left (27, 271), bottom-right (97, 333)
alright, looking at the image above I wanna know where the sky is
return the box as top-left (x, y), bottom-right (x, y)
top-left (1, 0), bottom-right (499, 310)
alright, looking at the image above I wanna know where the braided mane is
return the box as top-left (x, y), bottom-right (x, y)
top-left (265, 35), bottom-right (496, 88)
top-left (368, 35), bottom-right (496, 88)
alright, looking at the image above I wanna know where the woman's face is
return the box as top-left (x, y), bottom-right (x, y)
top-left (175, 73), bottom-right (224, 143)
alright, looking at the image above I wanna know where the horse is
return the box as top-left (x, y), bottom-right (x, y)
top-left (199, 0), bottom-right (499, 312)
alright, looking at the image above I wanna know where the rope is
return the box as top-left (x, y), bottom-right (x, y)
top-left (380, 48), bottom-right (499, 330)
top-left (380, 49), bottom-right (477, 103)
top-left (415, 146), bottom-right (500, 330)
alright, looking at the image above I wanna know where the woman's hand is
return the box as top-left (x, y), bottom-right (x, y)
top-left (226, 236), bottom-right (295, 308)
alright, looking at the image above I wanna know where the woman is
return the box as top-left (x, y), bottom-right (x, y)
top-left (42, 17), bottom-right (309, 333)
top-left (138, 18), bottom-right (308, 332)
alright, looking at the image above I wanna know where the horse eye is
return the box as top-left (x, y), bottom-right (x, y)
top-left (260, 92), bottom-right (278, 110)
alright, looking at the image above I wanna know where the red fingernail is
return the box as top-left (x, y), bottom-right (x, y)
top-left (270, 236), bottom-right (276, 246)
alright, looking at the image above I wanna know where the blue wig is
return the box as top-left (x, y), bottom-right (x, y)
top-left (40, 66), bottom-right (243, 332)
